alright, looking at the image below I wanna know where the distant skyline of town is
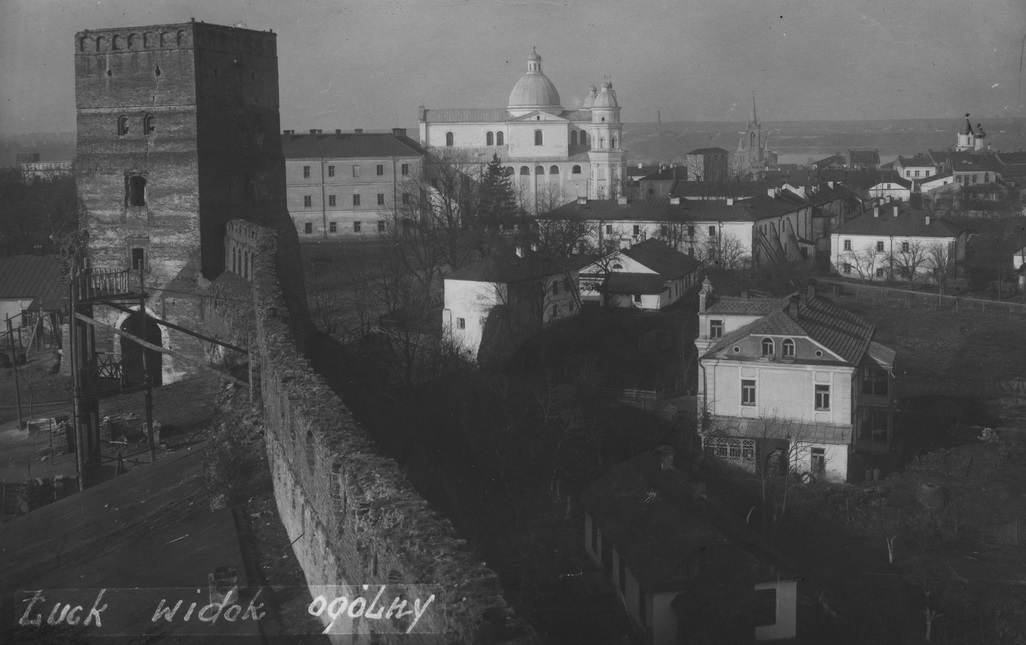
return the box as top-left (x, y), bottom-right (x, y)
top-left (2, 0), bottom-right (1025, 136)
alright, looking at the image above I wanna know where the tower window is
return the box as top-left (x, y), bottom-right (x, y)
top-left (581, 132), bottom-right (588, 146)
top-left (535, 130), bottom-right (543, 146)
top-left (126, 175), bottom-right (146, 207)
top-left (571, 131), bottom-right (578, 146)
top-left (117, 116), bottom-right (129, 136)
top-left (144, 114), bottom-right (155, 134)
top-left (131, 248), bottom-right (144, 271)
top-left (304, 195), bottom-right (312, 208)
top-left (496, 131), bottom-right (504, 145)
top-left (111, 35), bottom-right (122, 50)
top-left (445, 132), bottom-right (454, 147)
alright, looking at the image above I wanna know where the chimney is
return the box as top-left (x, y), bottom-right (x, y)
top-left (873, 206), bottom-right (880, 218)
top-left (617, 196), bottom-right (628, 205)
top-left (726, 197), bottom-right (734, 206)
top-left (637, 162), bottom-right (643, 169)
top-left (670, 197), bottom-right (680, 205)
top-left (788, 294), bottom-right (800, 318)
top-left (925, 215), bottom-right (931, 226)
top-left (392, 127), bottom-right (407, 138)
top-left (806, 278), bottom-right (817, 301)
top-left (656, 446), bottom-right (675, 471)
top-left (335, 128), bottom-right (342, 136)
top-left (767, 188), bottom-right (776, 199)
top-left (354, 128), bottom-right (363, 134)
top-left (893, 205), bottom-right (899, 218)
top-left (576, 197), bottom-right (587, 205)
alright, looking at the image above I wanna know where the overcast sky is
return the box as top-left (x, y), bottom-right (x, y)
top-left (1, 0), bottom-right (1025, 135)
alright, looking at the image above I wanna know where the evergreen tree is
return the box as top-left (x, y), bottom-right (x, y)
top-left (477, 154), bottom-right (522, 229)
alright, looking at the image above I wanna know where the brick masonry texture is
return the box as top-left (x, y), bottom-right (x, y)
top-left (209, 221), bottom-right (532, 644)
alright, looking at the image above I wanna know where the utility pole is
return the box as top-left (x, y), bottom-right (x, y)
top-left (6, 315), bottom-right (23, 431)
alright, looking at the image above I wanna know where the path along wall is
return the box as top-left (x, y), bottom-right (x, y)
top-left (207, 220), bottom-right (529, 644)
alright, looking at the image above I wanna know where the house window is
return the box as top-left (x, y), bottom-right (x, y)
top-left (377, 220), bottom-right (385, 233)
top-left (402, 192), bottom-right (411, 205)
top-left (633, 225), bottom-right (640, 236)
top-left (572, 165), bottom-right (582, 174)
top-left (486, 132), bottom-right (494, 146)
top-left (304, 222), bottom-right (313, 234)
top-left (710, 320), bottom-right (723, 339)
top-left (688, 225), bottom-right (695, 237)
top-left (352, 165), bottom-right (360, 178)
top-left (984, 172), bottom-right (990, 183)
top-left (843, 263), bottom-right (852, 274)
top-left (401, 163), bottom-right (409, 176)
top-left (353, 194), bottom-right (361, 206)
top-left (328, 165), bottom-right (335, 177)
top-left (535, 130), bottom-right (543, 146)
top-left (782, 338), bottom-right (796, 357)
top-left (811, 448), bottom-right (826, 475)
top-left (914, 170), bottom-right (920, 178)
top-left (815, 384), bottom-right (831, 411)
top-left (876, 241), bottom-right (885, 252)
top-left (761, 338), bottom-right (774, 356)
top-left (902, 241), bottom-right (910, 252)
top-left (117, 116), bottom-right (129, 136)
top-left (742, 379), bottom-right (756, 406)
top-left (353, 221), bottom-right (362, 232)
top-left (843, 239), bottom-right (852, 251)
top-left (374, 164), bottom-right (383, 176)
top-left (605, 225), bottom-right (613, 234)
top-left (131, 247), bottom-right (145, 271)
top-left (329, 222), bottom-right (337, 233)
top-left (377, 193), bottom-right (385, 206)
top-left (304, 195), bottom-right (312, 208)
top-left (875, 268), bottom-right (885, 278)
top-left (457, 317), bottom-right (466, 330)
top-left (633, 294), bottom-right (642, 303)
top-left (126, 175), bottom-right (146, 207)
top-left (445, 132), bottom-right (454, 146)
top-left (303, 166), bottom-right (310, 178)
top-left (709, 226), bottom-right (716, 237)
top-left (496, 131), bottom-right (504, 145)
top-left (328, 195), bottom-right (336, 207)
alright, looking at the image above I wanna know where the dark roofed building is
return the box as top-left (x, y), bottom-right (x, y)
top-left (578, 238), bottom-right (702, 310)
top-left (581, 446), bottom-right (800, 644)
top-left (0, 255), bottom-right (65, 329)
top-left (684, 147), bottom-right (730, 183)
top-left (283, 128), bottom-right (428, 240)
top-left (848, 149), bottom-right (881, 170)
top-left (811, 154), bottom-right (846, 170)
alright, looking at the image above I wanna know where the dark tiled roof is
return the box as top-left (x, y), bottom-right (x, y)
top-left (833, 207), bottom-right (960, 238)
top-left (0, 255), bottom-right (64, 310)
top-left (848, 149), bottom-right (881, 164)
top-left (812, 154), bottom-right (846, 168)
top-left (622, 239), bottom-right (702, 280)
top-left (705, 292), bottom-right (877, 365)
top-left (871, 173), bottom-right (912, 189)
top-left (581, 450), bottom-right (788, 591)
top-left (704, 296), bottom-right (785, 316)
top-left (997, 152), bottom-right (1026, 165)
top-left (640, 168), bottom-right (684, 181)
top-left (445, 249), bottom-right (564, 283)
top-left (605, 272), bottom-right (668, 295)
top-left (670, 179), bottom-right (778, 199)
top-left (686, 147), bottom-right (730, 156)
top-left (896, 154), bottom-right (935, 168)
top-left (282, 132), bottom-right (427, 159)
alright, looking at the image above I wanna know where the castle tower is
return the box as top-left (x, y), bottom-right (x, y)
top-left (75, 20), bottom-right (307, 382)
top-left (587, 80), bottom-right (626, 199)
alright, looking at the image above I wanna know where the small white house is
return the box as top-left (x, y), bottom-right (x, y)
top-left (578, 239), bottom-right (702, 309)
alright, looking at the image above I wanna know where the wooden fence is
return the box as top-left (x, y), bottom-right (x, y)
top-left (822, 280), bottom-right (1026, 316)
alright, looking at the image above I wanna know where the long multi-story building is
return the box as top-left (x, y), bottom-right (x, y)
top-left (281, 128), bottom-right (427, 240)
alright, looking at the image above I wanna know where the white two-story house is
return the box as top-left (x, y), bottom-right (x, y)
top-left (697, 280), bottom-right (896, 482)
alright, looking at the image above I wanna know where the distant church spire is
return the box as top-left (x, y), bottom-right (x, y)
top-left (751, 91), bottom-right (759, 126)
top-left (964, 113), bottom-right (973, 135)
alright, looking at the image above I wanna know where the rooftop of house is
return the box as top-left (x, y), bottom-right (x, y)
top-left (832, 205), bottom-right (960, 239)
top-left (703, 282), bottom-right (878, 365)
top-left (581, 448), bottom-right (791, 592)
top-left (669, 179), bottom-right (778, 199)
top-left (544, 193), bottom-right (806, 224)
top-left (619, 238), bottom-right (702, 280)
top-left (640, 167), bottom-right (685, 182)
top-left (419, 107), bottom-right (592, 123)
top-left (848, 149), bottom-right (881, 164)
top-left (281, 130), bottom-right (428, 159)
top-left (896, 154), bottom-right (936, 168)
top-left (444, 247), bottom-right (569, 284)
top-left (0, 254), bottom-right (65, 310)
top-left (920, 171), bottom-right (954, 184)
top-left (870, 174), bottom-right (913, 189)
top-left (996, 152), bottom-right (1026, 165)
top-left (811, 154), bottom-right (847, 168)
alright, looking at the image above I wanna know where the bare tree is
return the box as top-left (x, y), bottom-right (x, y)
top-left (841, 243), bottom-right (880, 283)
top-left (534, 217), bottom-right (596, 258)
top-left (889, 240), bottom-right (931, 287)
top-left (926, 242), bottom-right (954, 296)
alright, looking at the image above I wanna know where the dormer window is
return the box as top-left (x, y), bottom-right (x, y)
top-left (782, 338), bottom-right (795, 358)
top-left (761, 338), bottom-right (774, 357)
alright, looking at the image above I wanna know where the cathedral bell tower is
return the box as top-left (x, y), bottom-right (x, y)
top-left (587, 80), bottom-right (626, 200)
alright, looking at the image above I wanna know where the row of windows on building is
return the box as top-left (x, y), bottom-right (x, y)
top-left (604, 224), bottom-right (716, 238)
top-left (739, 378), bottom-right (831, 411)
top-left (302, 193), bottom-right (410, 208)
top-left (302, 163), bottom-right (411, 179)
top-left (445, 130), bottom-right (596, 147)
top-left (960, 173), bottom-right (991, 185)
top-left (842, 239), bottom-right (918, 253)
top-left (302, 220), bottom-right (387, 234)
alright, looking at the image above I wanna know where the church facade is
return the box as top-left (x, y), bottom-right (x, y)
top-left (418, 49), bottom-right (627, 211)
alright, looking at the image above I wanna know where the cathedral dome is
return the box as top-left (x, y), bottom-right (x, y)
top-left (592, 81), bottom-right (619, 108)
top-left (583, 86), bottom-right (598, 109)
top-left (507, 48), bottom-right (563, 116)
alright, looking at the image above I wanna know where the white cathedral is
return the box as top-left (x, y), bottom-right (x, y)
top-left (418, 48), bottom-right (627, 209)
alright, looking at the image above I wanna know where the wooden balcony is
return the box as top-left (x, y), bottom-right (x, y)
top-left (75, 269), bottom-right (145, 303)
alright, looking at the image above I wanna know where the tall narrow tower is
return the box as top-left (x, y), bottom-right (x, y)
top-left (587, 81), bottom-right (626, 199)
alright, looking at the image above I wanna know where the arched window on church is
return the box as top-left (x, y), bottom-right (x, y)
top-left (143, 32), bottom-right (154, 48)
top-left (160, 32), bottom-right (171, 47)
top-left (486, 131), bottom-right (494, 146)
top-left (534, 130), bottom-right (543, 146)
top-left (117, 116), bottom-right (129, 136)
top-left (112, 34), bottom-right (122, 50)
top-left (520, 166), bottom-right (530, 176)
top-left (96, 36), bottom-right (107, 51)
top-left (445, 132), bottom-right (454, 147)
top-left (581, 132), bottom-right (588, 146)
top-left (572, 165), bottom-right (582, 175)
top-left (128, 33), bottom-right (138, 49)
top-left (570, 131), bottom-right (578, 146)
top-left (535, 166), bottom-right (544, 175)
top-left (79, 37), bottom-right (90, 52)
top-left (550, 166), bottom-right (559, 175)
top-left (496, 131), bottom-right (504, 146)
top-left (611, 136), bottom-right (616, 149)
top-left (176, 30), bottom-right (186, 46)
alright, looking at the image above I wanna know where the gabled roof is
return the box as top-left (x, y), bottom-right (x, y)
top-left (582, 449), bottom-right (790, 591)
top-left (812, 154), bottom-right (846, 168)
top-left (621, 239), bottom-right (702, 280)
top-left (704, 292), bottom-right (877, 365)
top-left (281, 132), bottom-right (428, 159)
top-left (0, 255), bottom-right (64, 310)
top-left (703, 295), bottom-right (786, 316)
top-left (896, 154), bottom-right (935, 168)
top-left (640, 167), bottom-right (684, 181)
top-left (869, 174), bottom-right (912, 189)
top-left (848, 149), bottom-right (881, 164)
top-left (444, 249), bottom-right (565, 284)
top-left (833, 207), bottom-right (960, 239)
